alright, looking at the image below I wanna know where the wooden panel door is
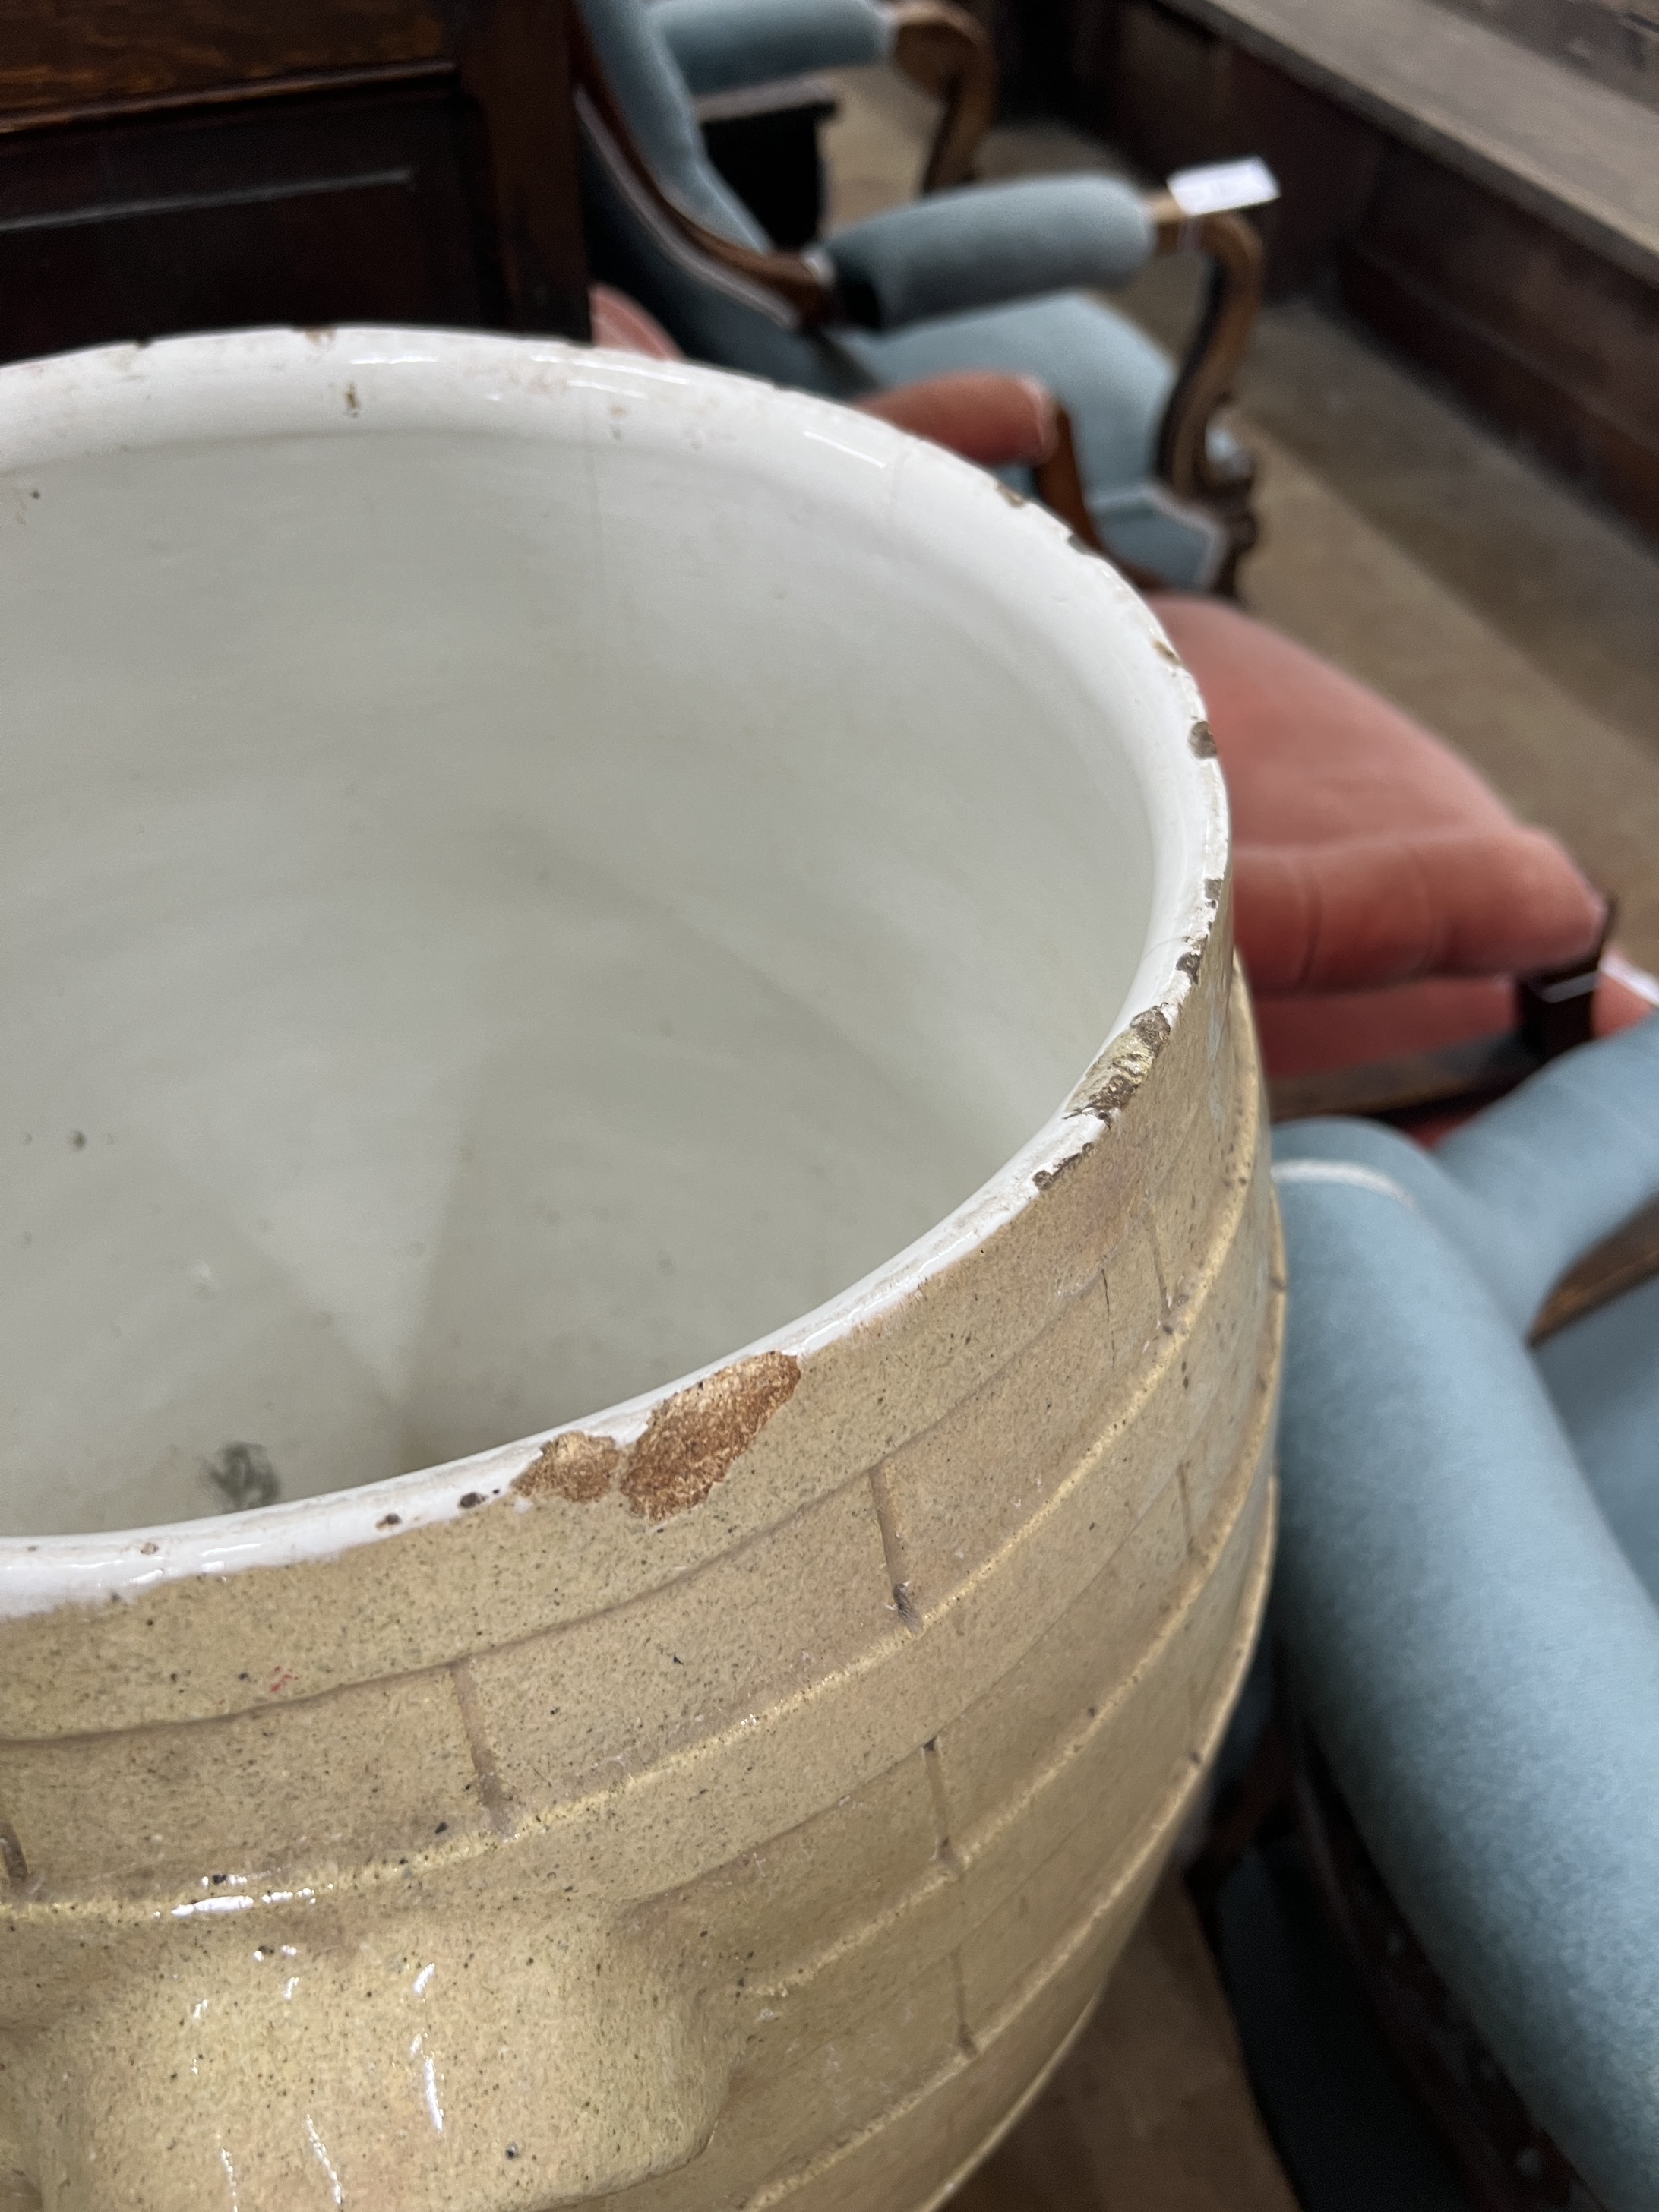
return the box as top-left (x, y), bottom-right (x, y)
top-left (0, 0), bottom-right (589, 366)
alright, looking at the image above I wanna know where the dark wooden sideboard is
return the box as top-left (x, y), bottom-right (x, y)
top-left (0, 0), bottom-right (589, 367)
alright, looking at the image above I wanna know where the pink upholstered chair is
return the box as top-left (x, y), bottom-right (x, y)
top-left (589, 287), bottom-right (1657, 1126)
top-left (1150, 596), bottom-right (1655, 1123)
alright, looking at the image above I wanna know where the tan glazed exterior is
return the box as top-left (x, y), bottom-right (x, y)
top-left (0, 332), bottom-right (1281, 2212)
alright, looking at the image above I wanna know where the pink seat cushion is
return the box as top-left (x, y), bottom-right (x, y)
top-left (855, 373), bottom-right (1057, 468)
top-left (1149, 595), bottom-right (1606, 994)
top-left (590, 285), bottom-right (682, 359)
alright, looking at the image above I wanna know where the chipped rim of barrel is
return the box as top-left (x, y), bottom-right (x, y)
top-left (0, 326), bottom-right (1227, 1615)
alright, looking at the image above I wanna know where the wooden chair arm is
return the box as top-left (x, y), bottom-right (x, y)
top-left (1033, 406), bottom-right (1169, 590)
top-left (1145, 191), bottom-right (1264, 511)
top-left (1030, 406), bottom-right (1096, 545)
top-left (1531, 1192), bottom-right (1659, 1344)
top-left (886, 0), bottom-right (997, 194)
top-left (570, 5), bottom-right (835, 327)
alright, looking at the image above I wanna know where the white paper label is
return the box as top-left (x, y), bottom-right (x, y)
top-left (1167, 157), bottom-right (1281, 217)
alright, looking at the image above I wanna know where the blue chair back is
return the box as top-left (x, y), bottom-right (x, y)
top-left (577, 0), bottom-right (863, 390)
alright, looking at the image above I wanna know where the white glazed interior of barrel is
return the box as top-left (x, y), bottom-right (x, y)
top-left (0, 381), bottom-right (1161, 1538)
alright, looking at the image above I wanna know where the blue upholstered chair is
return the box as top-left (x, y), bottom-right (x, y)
top-left (570, 0), bottom-right (1266, 587)
top-left (1268, 1013), bottom-right (1659, 2208)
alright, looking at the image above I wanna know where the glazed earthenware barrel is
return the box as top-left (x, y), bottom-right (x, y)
top-left (0, 330), bottom-right (1279, 2212)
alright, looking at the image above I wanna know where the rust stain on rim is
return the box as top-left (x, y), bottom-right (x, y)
top-left (514, 1351), bottom-right (801, 1521)
top-left (514, 1431), bottom-right (625, 1505)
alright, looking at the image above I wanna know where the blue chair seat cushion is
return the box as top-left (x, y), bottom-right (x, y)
top-left (839, 292), bottom-right (1236, 587)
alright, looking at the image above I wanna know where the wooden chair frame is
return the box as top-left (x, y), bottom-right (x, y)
top-left (690, 0), bottom-right (997, 241)
top-left (886, 0), bottom-right (1000, 194)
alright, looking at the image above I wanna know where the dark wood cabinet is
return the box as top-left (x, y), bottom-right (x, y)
top-left (0, 0), bottom-right (589, 368)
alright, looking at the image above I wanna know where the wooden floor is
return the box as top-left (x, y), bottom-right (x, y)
top-left (957, 1878), bottom-right (1299, 2212)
